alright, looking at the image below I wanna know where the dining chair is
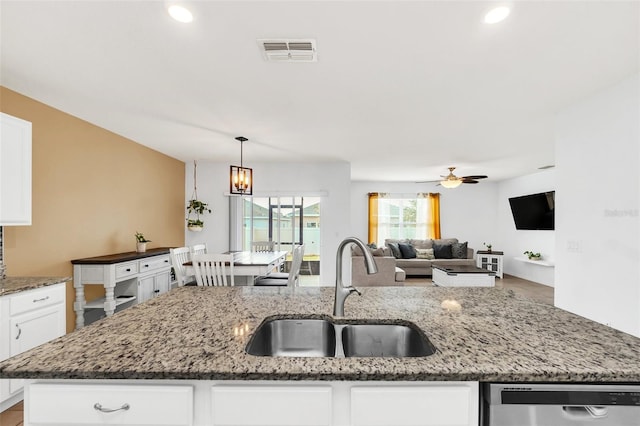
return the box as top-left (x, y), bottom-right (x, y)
top-left (255, 245), bottom-right (303, 287)
top-left (190, 243), bottom-right (208, 256)
top-left (252, 241), bottom-right (275, 252)
top-left (170, 247), bottom-right (195, 286)
top-left (192, 253), bottom-right (235, 287)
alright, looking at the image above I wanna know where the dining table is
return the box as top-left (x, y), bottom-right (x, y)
top-left (184, 250), bottom-right (288, 285)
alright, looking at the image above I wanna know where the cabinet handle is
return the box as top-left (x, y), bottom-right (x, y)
top-left (15, 324), bottom-right (21, 340)
top-left (33, 296), bottom-right (50, 303)
top-left (94, 403), bottom-right (130, 413)
top-left (154, 289), bottom-right (160, 293)
top-left (125, 268), bottom-right (131, 272)
top-left (144, 264), bottom-right (149, 268)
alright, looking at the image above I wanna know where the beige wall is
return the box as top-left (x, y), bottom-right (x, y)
top-left (0, 87), bottom-right (185, 332)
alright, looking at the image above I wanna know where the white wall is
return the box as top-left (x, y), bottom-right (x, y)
top-left (555, 74), bottom-right (640, 337)
top-left (185, 161), bottom-right (351, 285)
top-left (497, 170), bottom-right (556, 286)
top-left (349, 181), bottom-right (499, 256)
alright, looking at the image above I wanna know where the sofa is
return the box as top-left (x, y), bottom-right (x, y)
top-left (351, 238), bottom-right (475, 284)
top-left (351, 246), bottom-right (406, 286)
top-left (389, 238), bottom-right (475, 276)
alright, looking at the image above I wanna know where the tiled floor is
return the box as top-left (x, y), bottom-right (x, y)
top-left (0, 274), bottom-right (552, 423)
top-left (0, 401), bottom-right (23, 426)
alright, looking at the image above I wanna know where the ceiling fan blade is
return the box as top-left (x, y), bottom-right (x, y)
top-left (462, 180), bottom-right (479, 184)
top-left (462, 175), bottom-right (488, 180)
top-left (415, 180), bottom-right (441, 183)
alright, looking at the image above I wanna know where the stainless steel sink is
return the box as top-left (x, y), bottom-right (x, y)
top-left (245, 318), bottom-right (336, 357)
top-left (246, 317), bottom-right (436, 358)
top-left (341, 323), bottom-right (437, 357)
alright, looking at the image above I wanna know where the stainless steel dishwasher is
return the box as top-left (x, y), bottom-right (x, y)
top-left (482, 383), bottom-right (640, 426)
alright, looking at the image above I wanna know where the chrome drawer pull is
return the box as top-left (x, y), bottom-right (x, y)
top-left (33, 296), bottom-right (50, 303)
top-left (15, 324), bottom-right (21, 340)
top-left (94, 402), bottom-right (130, 413)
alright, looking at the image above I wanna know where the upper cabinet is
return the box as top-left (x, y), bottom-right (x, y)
top-left (0, 112), bottom-right (32, 225)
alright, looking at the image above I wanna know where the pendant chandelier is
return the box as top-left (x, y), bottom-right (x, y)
top-left (230, 136), bottom-right (253, 195)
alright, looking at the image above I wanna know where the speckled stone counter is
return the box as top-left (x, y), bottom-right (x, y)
top-left (0, 286), bottom-right (639, 382)
top-left (0, 276), bottom-right (71, 296)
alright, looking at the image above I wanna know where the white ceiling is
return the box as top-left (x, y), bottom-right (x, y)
top-left (1, 1), bottom-right (638, 182)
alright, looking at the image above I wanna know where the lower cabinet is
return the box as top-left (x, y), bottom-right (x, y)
top-left (0, 283), bottom-right (66, 411)
top-left (24, 380), bottom-right (479, 426)
top-left (27, 383), bottom-right (193, 426)
top-left (137, 270), bottom-right (170, 304)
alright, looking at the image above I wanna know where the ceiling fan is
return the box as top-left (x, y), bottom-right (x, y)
top-left (419, 167), bottom-right (488, 189)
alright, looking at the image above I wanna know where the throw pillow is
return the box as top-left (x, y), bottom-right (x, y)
top-left (398, 242), bottom-right (417, 259)
top-left (370, 248), bottom-right (385, 257)
top-left (433, 243), bottom-right (453, 259)
top-left (416, 248), bottom-right (435, 260)
top-left (451, 241), bottom-right (468, 259)
top-left (386, 242), bottom-right (402, 259)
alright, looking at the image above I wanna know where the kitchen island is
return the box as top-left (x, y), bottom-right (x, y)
top-left (1, 286), bottom-right (639, 425)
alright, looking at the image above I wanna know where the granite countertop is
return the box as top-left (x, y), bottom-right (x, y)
top-left (0, 276), bottom-right (71, 296)
top-left (0, 286), bottom-right (639, 382)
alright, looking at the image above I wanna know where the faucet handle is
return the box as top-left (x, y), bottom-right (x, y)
top-left (349, 287), bottom-right (362, 296)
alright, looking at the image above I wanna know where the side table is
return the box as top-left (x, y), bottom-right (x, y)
top-left (476, 250), bottom-right (503, 279)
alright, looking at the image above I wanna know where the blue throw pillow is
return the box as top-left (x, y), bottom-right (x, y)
top-left (386, 242), bottom-right (402, 259)
top-left (398, 242), bottom-right (417, 259)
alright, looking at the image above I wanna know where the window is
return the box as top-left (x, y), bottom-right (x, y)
top-left (368, 193), bottom-right (440, 247)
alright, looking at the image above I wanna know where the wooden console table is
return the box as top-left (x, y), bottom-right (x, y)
top-left (71, 248), bottom-right (172, 329)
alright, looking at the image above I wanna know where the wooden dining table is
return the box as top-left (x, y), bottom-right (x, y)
top-left (184, 251), bottom-right (288, 285)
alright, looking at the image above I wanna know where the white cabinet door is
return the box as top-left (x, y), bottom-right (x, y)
top-left (211, 385), bottom-right (332, 426)
top-left (155, 271), bottom-right (170, 296)
top-left (137, 275), bottom-right (156, 304)
top-left (351, 384), bottom-right (478, 426)
top-left (10, 304), bottom-right (65, 356)
top-left (0, 112), bottom-right (32, 225)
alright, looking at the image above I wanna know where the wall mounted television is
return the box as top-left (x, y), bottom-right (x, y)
top-left (508, 191), bottom-right (555, 230)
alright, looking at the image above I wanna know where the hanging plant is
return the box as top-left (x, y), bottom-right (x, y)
top-left (186, 160), bottom-right (211, 232)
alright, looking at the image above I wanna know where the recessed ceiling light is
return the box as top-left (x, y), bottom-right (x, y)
top-left (168, 5), bottom-right (193, 23)
top-left (484, 6), bottom-right (510, 24)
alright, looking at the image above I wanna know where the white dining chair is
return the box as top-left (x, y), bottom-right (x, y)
top-left (170, 247), bottom-right (195, 286)
top-left (252, 241), bottom-right (275, 252)
top-left (190, 243), bottom-right (208, 256)
top-left (255, 245), bottom-right (303, 287)
top-left (192, 253), bottom-right (235, 287)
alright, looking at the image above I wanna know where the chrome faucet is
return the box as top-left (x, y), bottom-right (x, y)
top-left (333, 237), bottom-right (378, 317)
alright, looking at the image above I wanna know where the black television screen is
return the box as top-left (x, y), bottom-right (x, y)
top-left (508, 191), bottom-right (555, 230)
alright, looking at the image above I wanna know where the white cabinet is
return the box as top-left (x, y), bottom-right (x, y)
top-left (27, 383), bottom-right (193, 426)
top-left (0, 283), bottom-right (66, 411)
top-left (24, 380), bottom-right (479, 426)
top-left (0, 112), bottom-right (32, 226)
top-left (351, 384), bottom-right (478, 426)
top-left (211, 385), bottom-right (332, 426)
top-left (72, 250), bottom-right (172, 329)
top-left (476, 251), bottom-right (503, 279)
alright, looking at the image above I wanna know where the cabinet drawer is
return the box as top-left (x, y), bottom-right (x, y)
top-left (9, 283), bottom-right (65, 316)
top-left (138, 255), bottom-right (171, 273)
top-left (115, 262), bottom-right (138, 279)
top-left (351, 385), bottom-right (476, 426)
top-left (28, 383), bottom-right (193, 426)
top-left (211, 385), bottom-right (332, 426)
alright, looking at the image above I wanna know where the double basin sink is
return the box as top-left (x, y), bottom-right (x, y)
top-left (246, 316), bottom-right (437, 358)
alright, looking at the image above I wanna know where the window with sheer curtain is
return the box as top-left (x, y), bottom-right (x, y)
top-left (368, 193), bottom-right (440, 247)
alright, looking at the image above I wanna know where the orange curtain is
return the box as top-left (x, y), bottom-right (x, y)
top-left (367, 193), bottom-right (379, 245)
top-left (428, 192), bottom-right (441, 239)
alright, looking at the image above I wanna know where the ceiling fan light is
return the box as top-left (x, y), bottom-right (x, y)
top-left (484, 6), bottom-right (510, 24)
top-left (440, 179), bottom-right (462, 189)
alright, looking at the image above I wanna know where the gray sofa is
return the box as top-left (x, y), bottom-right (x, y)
top-left (351, 246), bottom-right (406, 286)
top-left (388, 238), bottom-right (475, 276)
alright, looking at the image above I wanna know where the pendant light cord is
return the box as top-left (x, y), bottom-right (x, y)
top-left (191, 160), bottom-right (198, 200)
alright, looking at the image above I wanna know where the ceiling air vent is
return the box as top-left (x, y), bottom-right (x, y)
top-left (257, 39), bottom-right (317, 62)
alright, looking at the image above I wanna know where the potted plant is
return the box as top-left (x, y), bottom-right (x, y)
top-left (186, 199), bottom-right (211, 232)
top-left (135, 232), bottom-right (151, 253)
top-left (186, 161), bottom-right (212, 232)
top-left (483, 242), bottom-right (492, 253)
top-left (523, 250), bottom-right (542, 260)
